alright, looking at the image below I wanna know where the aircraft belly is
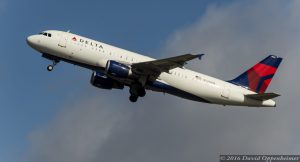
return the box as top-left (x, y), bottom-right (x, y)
top-left (147, 80), bottom-right (210, 103)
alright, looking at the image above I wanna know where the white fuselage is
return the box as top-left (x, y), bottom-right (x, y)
top-left (27, 30), bottom-right (276, 107)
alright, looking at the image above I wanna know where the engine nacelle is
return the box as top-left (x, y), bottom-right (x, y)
top-left (90, 71), bottom-right (124, 89)
top-left (105, 60), bottom-right (132, 78)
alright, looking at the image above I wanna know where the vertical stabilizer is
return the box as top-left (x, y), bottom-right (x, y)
top-left (229, 55), bottom-right (283, 93)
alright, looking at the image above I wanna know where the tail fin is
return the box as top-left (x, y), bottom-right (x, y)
top-left (229, 55), bottom-right (283, 93)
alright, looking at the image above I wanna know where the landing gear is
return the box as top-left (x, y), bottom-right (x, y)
top-left (47, 60), bottom-right (59, 72)
top-left (138, 88), bottom-right (146, 97)
top-left (129, 95), bottom-right (138, 102)
top-left (129, 84), bottom-right (146, 102)
top-left (47, 65), bottom-right (54, 71)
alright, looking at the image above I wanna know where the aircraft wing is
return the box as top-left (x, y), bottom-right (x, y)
top-left (131, 54), bottom-right (204, 75)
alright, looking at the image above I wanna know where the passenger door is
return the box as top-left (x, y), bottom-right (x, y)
top-left (58, 34), bottom-right (67, 48)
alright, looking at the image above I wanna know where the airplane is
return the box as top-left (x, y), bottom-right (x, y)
top-left (27, 30), bottom-right (283, 107)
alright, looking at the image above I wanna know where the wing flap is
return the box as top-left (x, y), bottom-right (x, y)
top-left (245, 93), bottom-right (280, 101)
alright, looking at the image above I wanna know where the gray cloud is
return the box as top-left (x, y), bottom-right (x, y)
top-left (25, 1), bottom-right (300, 162)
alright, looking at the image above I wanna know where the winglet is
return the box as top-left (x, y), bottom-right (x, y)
top-left (197, 54), bottom-right (205, 60)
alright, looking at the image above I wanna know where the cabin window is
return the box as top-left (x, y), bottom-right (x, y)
top-left (48, 33), bottom-right (52, 37)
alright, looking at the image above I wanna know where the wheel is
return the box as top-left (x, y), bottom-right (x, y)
top-left (138, 88), bottom-right (146, 97)
top-left (130, 84), bottom-right (146, 97)
top-left (129, 85), bottom-right (139, 96)
top-left (129, 95), bottom-right (138, 102)
top-left (47, 65), bottom-right (53, 71)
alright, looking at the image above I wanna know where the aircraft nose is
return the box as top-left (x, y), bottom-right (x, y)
top-left (26, 35), bottom-right (41, 48)
top-left (26, 35), bottom-right (35, 46)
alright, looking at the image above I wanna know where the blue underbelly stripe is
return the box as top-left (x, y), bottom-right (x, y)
top-left (148, 80), bottom-right (210, 103)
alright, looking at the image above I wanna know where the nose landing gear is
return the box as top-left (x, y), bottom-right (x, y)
top-left (47, 65), bottom-right (54, 71)
top-left (47, 60), bottom-right (59, 71)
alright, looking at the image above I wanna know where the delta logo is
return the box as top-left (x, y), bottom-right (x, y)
top-left (71, 36), bottom-right (104, 49)
top-left (72, 37), bottom-right (77, 41)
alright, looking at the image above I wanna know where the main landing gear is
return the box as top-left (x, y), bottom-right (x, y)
top-left (129, 84), bottom-right (146, 102)
top-left (47, 60), bottom-right (59, 71)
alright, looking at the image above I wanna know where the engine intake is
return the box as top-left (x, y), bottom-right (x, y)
top-left (90, 71), bottom-right (124, 89)
top-left (105, 60), bottom-right (131, 78)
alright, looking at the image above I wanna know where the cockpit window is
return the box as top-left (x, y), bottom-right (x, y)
top-left (39, 32), bottom-right (52, 37)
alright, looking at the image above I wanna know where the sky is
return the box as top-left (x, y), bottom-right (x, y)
top-left (0, 0), bottom-right (300, 161)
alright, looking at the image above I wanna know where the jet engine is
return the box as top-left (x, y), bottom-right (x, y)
top-left (105, 60), bottom-right (132, 78)
top-left (90, 71), bottom-right (124, 89)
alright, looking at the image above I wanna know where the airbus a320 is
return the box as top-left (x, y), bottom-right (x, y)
top-left (27, 30), bottom-right (283, 107)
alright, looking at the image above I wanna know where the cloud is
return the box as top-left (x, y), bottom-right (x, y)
top-left (25, 0), bottom-right (300, 162)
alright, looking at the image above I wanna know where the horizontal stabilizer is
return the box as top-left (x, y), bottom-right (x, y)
top-left (197, 54), bottom-right (205, 60)
top-left (245, 93), bottom-right (280, 101)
